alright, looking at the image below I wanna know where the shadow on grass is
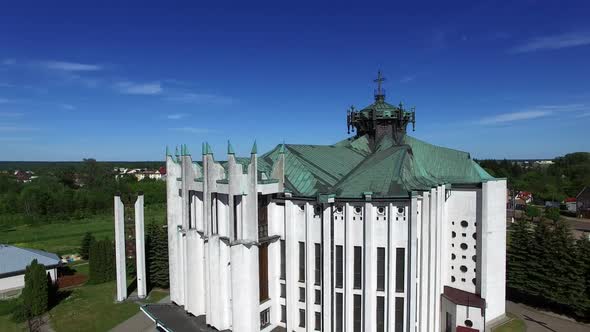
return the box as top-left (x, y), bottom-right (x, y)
top-left (49, 290), bottom-right (73, 311)
top-left (127, 277), bottom-right (137, 296)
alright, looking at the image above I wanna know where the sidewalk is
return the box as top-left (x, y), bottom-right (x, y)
top-left (109, 295), bottom-right (170, 332)
top-left (507, 301), bottom-right (590, 332)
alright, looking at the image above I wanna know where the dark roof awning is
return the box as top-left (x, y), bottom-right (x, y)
top-left (442, 286), bottom-right (486, 310)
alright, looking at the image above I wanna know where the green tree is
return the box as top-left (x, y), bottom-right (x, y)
top-left (80, 232), bottom-right (96, 260)
top-left (89, 239), bottom-right (115, 284)
top-left (507, 219), bottom-right (531, 293)
top-left (526, 221), bottom-right (553, 300)
top-left (146, 223), bottom-right (169, 288)
top-left (545, 207), bottom-right (561, 222)
top-left (21, 259), bottom-right (49, 318)
top-left (525, 205), bottom-right (541, 222)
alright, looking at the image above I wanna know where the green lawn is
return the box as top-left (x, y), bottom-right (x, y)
top-left (0, 262), bottom-right (169, 332)
top-left (493, 313), bottom-right (527, 332)
top-left (0, 204), bottom-right (165, 255)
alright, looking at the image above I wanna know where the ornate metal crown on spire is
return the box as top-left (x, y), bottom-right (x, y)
top-left (347, 71), bottom-right (416, 144)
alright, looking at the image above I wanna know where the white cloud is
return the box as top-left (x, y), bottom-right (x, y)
top-left (400, 75), bottom-right (415, 83)
top-left (169, 127), bottom-right (211, 134)
top-left (166, 92), bottom-right (233, 105)
top-left (167, 113), bottom-right (187, 120)
top-left (40, 60), bottom-right (102, 71)
top-left (0, 112), bottom-right (23, 117)
top-left (0, 126), bottom-right (38, 132)
top-left (510, 32), bottom-right (590, 53)
top-left (115, 81), bottom-right (162, 95)
top-left (478, 103), bottom-right (588, 125)
top-left (479, 110), bottom-right (551, 124)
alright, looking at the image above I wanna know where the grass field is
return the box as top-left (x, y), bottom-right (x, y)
top-left (0, 260), bottom-right (168, 332)
top-left (493, 313), bottom-right (526, 332)
top-left (0, 204), bottom-right (165, 255)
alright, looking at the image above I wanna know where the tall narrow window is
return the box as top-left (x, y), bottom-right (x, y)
top-left (299, 241), bottom-right (305, 282)
top-left (377, 247), bottom-right (385, 291)
top-left (377, 296), bottom-right (385, 332)
top-left (335, 293), bottom-right (343, 332)
top-left (280, 240), bottom-right (286, 280)
top-left (395, 297), bottom-right (404, 332)
top-left (354, 246), bottom-right (362, 289)
top-left (299, 287), bottom-right (305, 302)
top-left (280, 283), bottom-right (286, 298)
top-left (315, 289), bottom-right (321, 304)
top-left (395, 248), bottom-right (405, 292)
top-left (315, 243), bottom-right (321, 285)
top-left (259, 244), bottom-right (269, 302)
top-left (353, 294), bottom-right (362, 332)
top-left (299, 309), bottom-right (306, 328)
top-left (336, 245), bottom-right (343, 288)
top-left (315, 312), bottom-right (321, 331)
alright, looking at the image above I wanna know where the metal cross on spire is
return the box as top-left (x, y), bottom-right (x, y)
top-left (374, 70), bottom-right (386, 96)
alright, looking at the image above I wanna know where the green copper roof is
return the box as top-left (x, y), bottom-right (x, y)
top-left (227, 140), bottom-right (235, 154)
top-left (259, 134), bottom-right (494, 198)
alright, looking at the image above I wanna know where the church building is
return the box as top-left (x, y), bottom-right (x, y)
top-left (161, 73), bottom-right (506, 332)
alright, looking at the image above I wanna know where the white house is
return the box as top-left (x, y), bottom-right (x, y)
top-left (145, 73), bottom-right (507, 332)
top-left (0, 245), bottom-right (60, 299)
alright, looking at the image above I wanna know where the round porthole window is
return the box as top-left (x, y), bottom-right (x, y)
top-left (460, 243), bottom-right (468, 250)
top-left (452, 231), bottom-right (456, 238)
top-left (336, 206), bottom-right (343, 213)
top-left (377, 207), bottom-right (385, 215)
top-left (472, 233), bottom-right (477, 240)
top-left (460, 265), bottom-right (468, 273)
top-left (354, 207), bottom-right (362, 214)
top-left (472, 255), bottom-right (477, 262)
top-left (465, 320), bottom-right (473, 327)
top-left (461, 220), bottom-right (468, 227)
top-left (397, 207), bottom-right (404, 214)
top-left (451, 276), bottom-right (456, 282)
top-left (451, 254), bottom-right (456, 260)
top-left (472, 278), bottom-right (477, 285)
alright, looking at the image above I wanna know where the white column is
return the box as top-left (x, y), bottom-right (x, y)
top-left (364, 201), bottom-right (375, 332)
top-left (135, 194), bottom-right (146, 299)
top-left (114, 195), bottom-right (127, 302)
top-left (407, 195), bottom-right (418, 332)
top-left (322, 204), bottom-right (332, 332)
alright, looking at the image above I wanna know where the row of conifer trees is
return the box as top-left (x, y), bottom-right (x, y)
top-left (507, 217), bottom-right (590, 320)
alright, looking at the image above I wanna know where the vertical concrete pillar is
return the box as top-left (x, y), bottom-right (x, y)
top-left (114, 195), bottom-right (127, 302)
top-left (135, 194), bottom-right (146, 299)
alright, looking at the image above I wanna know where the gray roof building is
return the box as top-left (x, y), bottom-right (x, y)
top-left (0, 244), bottom-right (61, 278)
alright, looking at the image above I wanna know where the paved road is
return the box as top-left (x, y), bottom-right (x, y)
top-left (507, 301), bottom-right (590, 332)
top-left (110, 296), bottom-right (170, 332)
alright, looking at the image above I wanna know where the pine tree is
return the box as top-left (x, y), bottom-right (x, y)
top-left (89, 239), bottom-right (116, 283)
top-left (22, 259), bottom-right (49, 318)
top-left (80, 232), bottom-right (95, 260)
top-left (526, 220), bottom-right (553, 302)
top-left (507, 218), bottom-right (531, 294)
top-left (574, 237), bottom-right (590, 318)
top-left (146, 223), bottom-right (169, 288)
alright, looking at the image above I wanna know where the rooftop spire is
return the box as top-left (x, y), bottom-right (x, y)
top-left (227, 140), bottom-right (235, 155)
top-left (251, 140), bottom-right (258, 154)
top-left (373, 70), bottom-right (386, 102)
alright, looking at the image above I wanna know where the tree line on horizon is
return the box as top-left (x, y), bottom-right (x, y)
top-left (478, 152), bottom-right (590, 202)
top-left (0, 158), bottom-right (165, 226)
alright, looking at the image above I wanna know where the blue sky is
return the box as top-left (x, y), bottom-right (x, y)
top-left (1, 1), bottom-right (589, 161)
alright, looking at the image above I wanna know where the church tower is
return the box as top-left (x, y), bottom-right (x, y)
top-left (347, 71), bottom-right (416, 146)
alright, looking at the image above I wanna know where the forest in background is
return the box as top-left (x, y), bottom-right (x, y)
top-left (478, 152), bottom-right (590, 202)
top-left (0, 159), bottom-right (165, 227)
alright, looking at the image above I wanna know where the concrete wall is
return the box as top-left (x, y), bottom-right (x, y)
top-left (165, 148), bottom-right (506, 331)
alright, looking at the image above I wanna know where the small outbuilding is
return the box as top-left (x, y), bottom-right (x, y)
top-left (0, 244), bottom-right (60, 299)
top-left (577, 187), bottom-right (590, 218)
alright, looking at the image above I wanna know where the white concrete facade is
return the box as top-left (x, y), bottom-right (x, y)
top-left (164, 146), bottom-right (507, 332)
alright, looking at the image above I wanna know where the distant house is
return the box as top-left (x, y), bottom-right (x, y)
top-left (577, 187), bottom-right (590, 218)
top-left (0, 245), bottom-right (60, 299)
top-left (13, 170), bottom-right (34, 183)
top-left (515, 191), bottom-right (533, 204)
top-left (564, 197), bottom-right (577, 213)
